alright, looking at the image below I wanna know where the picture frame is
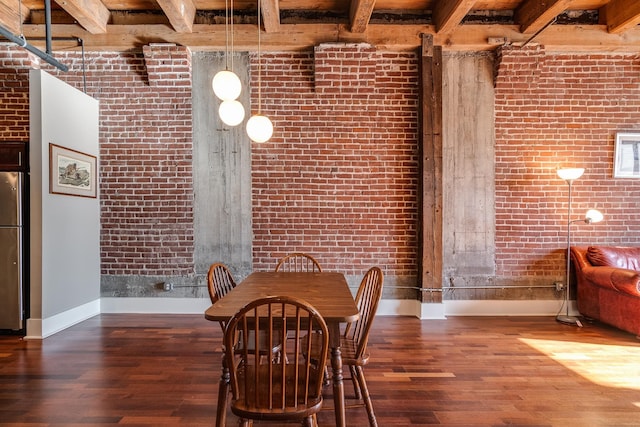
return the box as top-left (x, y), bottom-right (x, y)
top-left (614, 132), bottom-right (640, 178)
top-left (49, 143), bottom-right (97, 198)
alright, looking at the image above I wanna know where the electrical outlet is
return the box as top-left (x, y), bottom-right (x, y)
top-left (163, 282), bottom-right (174, 291)
top-left (554, 281), bottom-right (564, 291)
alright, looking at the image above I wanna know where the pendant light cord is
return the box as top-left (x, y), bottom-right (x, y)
top-left (230, 0), bottom-right (234, 73)
top-left (257, 0), bottom-right (262, 114)
top-left (224, 0), bottom-right (229, 70)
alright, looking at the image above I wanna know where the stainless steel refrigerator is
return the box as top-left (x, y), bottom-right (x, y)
top-left (0, 171), bottom-right (23, 330)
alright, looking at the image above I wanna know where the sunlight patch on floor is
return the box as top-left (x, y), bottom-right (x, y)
top-left (520, 338), bottom-right (640, 391)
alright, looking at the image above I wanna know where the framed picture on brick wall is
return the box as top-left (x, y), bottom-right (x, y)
top-left (614, 132), bottom-right (640, 178)
top-left (49, 143), bottom-right (98, 198)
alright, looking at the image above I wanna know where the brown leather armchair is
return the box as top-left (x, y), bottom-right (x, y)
top-left (570, 246), bottom-right (640, 337)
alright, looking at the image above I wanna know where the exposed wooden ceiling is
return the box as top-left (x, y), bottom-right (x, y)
top-left (1, 0), bottom-right (640, 52)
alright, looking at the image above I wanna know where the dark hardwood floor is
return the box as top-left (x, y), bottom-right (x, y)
top-left (1, 314), bottom-right (639, 426)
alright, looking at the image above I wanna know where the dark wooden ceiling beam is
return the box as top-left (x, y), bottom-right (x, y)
top-left (432, 0), bottom-right (476, 34)
top-left (349, 0), bottom-right (375, 33)
top-left (155, 0), bottom-right (196, 33)
top-left (514, 0), bottom-right (572, 35)
top-left (602, 0), bottom-right (640, 34)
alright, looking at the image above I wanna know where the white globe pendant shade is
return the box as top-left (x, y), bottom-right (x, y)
top-left (246, 114), bottom-right (274, 143)
top-left (219, 100), bottom-right (245, 126)
top-left (212, 70), bottom-right (242, 101)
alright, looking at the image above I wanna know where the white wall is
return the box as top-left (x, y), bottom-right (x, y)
top-left (28, 70), bottom-right (100, 338)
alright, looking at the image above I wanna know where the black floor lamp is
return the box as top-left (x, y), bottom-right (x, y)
top-left (556, 168), bottom-right (603, 327)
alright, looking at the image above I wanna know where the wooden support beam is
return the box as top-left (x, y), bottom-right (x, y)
top-left (602, 0), bottom-right (640, 34)
top-left (260, 0), bottom-right (280, 34)
top-left (418, 33), bottom-right (443, 304)
top-left (0, 0), bottom-right (22, 34)
top-left (349, 0), bottom-right (375, 34)
top-left (432, 0), bottom-right (475, 34)
top-left (13, 23), bottom-right (640, 53)
top-left (515, 0), bottom-right (572, 35)
top-left (55, 0), bottom-right (110, 34)
top-left (155, 0), bottom-right (196, 33)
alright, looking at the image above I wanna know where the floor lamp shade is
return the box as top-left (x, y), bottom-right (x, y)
top-left (557, 167), bottom-right (584, 181)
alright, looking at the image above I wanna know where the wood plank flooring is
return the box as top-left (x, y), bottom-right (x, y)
top-left (1, 315), bottom-right (639, 426)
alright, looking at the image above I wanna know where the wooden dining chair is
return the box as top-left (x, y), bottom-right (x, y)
top-left (301, 266), bottom-right (383, 426)
top-left (274, 252), bottom-right (323, 273)
top-left (206, 263), bottom-right (237, 331)
top-left (207, 261), bottom-right (282, 349)
top-left (341, 266), bottom-right (384, 427)
top-left (221, 295), bottom-right (330, 427)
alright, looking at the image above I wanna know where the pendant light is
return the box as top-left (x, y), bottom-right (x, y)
top-left (246, 0), bottom-right (273, 143)
top-left (212, 0), bottom-right (243, 103)
top-left (219, 99), bottom-right (245, 126)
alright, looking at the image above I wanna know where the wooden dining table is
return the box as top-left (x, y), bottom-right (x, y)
top-left (204, 271), bottom-right (360, 427)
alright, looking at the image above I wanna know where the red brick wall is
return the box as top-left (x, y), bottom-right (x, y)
top-left (495, 45), bottom-right (640, 279)
top-left (4, 42), bottom-right (640, 292)
top-left (250, 45), bottom-right (420, 276)
top-left (10, 45), bottom-right (195, 277)
top-left (0, 50), bottom-right (34, 141)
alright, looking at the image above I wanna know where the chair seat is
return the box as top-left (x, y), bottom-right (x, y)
top-left (231, 364), bottom-right (324, 421)
top-left (236, 330), bottom-right (281, 356)
top-left (339, 336), bottom-right (370, 366)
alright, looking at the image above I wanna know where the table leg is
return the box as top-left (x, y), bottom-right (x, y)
top-left (216, 352), bottom-right (229, 427)
top-left (329, 323), bottom-right (346, 427)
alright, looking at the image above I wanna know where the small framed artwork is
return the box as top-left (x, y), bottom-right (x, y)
top-left (49, 143), bottom-right (97, 198)
top-left (614, 132), bottom-right (640, 178)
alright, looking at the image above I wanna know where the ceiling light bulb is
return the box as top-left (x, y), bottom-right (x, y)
top-left (219, 100), bottom-right (245, 126)
top-left (212, 70), bottom-right (242, 101)
top-left (246, 114), bottom-right (273, 143)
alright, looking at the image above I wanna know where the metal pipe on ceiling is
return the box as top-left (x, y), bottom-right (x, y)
top-left (0, 0), bottom-right (68, 72)
top-left (44, 0), bottom-right (52, 54)
top-left (0, 25), bottom-right (68, 72)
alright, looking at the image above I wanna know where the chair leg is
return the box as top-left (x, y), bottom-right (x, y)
top-left (301, 414), bottom-right (317, 427)
top-left (350, 365), bottom-right (361, 400)
top-left (354, 365), bottom-right (377, 427)
top-left (216, 354), bottom-right (230, 427)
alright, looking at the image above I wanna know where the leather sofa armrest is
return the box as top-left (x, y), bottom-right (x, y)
top-left (581, 266), bottom-right (619, 291)
top-left (583, 266), bottom-right (640, 297)
top-left (610, 269), bottom-right (640, 297)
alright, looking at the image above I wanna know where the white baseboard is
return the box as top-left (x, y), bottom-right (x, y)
top-left (23, 298), bottom-right (573, 339)
top-left (101, 297), bottom-right (575, 319)
top-left (441, 299), bottom-right (574, 317)
top-left (25, 299), bottom-right (101, 339)
top-left (101, 297), bottom-right (212, 314)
